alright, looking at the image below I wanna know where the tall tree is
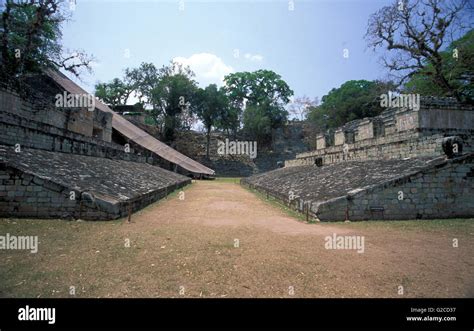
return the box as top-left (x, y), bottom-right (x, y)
top-left (223, 69), bottom-right (293, 143)
top-left (195, 84), bottom-right (228, 159)
top-left (365, 0), bottom-right (472, 101)
top-left (0, 0), bottom-right (93, 84)
top-left (242, 105), bottom-right (272, 143)
top-left (124, 62), bottom-right (159, 107)
top-left (151, 62), bottom-right (198, 142)
top-left (288, 96), bottom-right (319, 121)
top-left (216, 104), bottom-right (240, 138)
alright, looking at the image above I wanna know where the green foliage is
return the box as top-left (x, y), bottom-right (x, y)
top-left (195, 84), bottom-right (227, 131)
top-left (365, 0), bottom-right (472, 101)
top-left (95, 78), bottom-right (133, 107)
top-left (1, 1), bottom-right (61, 75)
top-left (223, 69), bottom-right (293, 143)
top-left (151, 62), bottom-right (198, 142)
top-left (94, 62), bottom-right (159, 109)
top-left (95, 61), bottom-right (199, 142)
top-left (0, 1), bottom-right (92, 83)
top-left (216, 105), bottom-right (240, 137)
top-left (404, 29), bottom-right (474, 103)
top-left (96, 66), bottom-right (295, 145)
top-left (124, 62), bottom-right (159, 106)
top-left (144, 116), bottom-right (156, 126)
top-left (195, 84), bottom-right (229, 158)
top-left (308, 80), bottom-right (395, 130)
top-left (242, 105), bottom-right (271, 142)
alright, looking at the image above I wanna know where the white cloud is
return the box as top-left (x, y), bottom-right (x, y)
top-left (244, 53), bottom-right (264, 62)
top-left (172, 53), bottom-right (234, 87)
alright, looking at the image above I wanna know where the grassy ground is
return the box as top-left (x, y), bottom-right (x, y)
top-left (1, 180), bottom-right (473, 298)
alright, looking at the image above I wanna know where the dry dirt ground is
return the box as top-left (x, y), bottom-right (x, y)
top-left (1, 179), bottom-right (473, 298)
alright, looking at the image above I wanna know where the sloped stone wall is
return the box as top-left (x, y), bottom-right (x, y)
top-left (0, 164), bottom-right (189, 220)
top-left (315, 154), bottom-right (474, 221)
top-left (0, 165), bottom-right (97, 219)
top-left (0, 146), bottom-right (191, 220)
top-left (242, 154), bottom-right (474, 221)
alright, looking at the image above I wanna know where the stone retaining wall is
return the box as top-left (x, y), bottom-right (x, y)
top-left (0, 165), bottom-right (189, 220)
top-left (0, 87), bottom-right (112, 142)
top-left (315, 154), bottom-right (474, 221)
top-left (0, 111), bottom-right (152, 164)
top-left (0, 146), bottom-right (191, 220)
top-left (243, 154), bottom-right (474, 221)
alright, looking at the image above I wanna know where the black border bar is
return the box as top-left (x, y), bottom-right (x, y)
top-left (0, 298), bottom-right (473, 330)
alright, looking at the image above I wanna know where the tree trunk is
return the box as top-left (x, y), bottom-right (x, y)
top-left (1, 2), bottom-right (11, 72)
top-left (206, 126), bottom-right (211, 159)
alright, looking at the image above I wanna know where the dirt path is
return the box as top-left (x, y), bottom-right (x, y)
top-left (1, 180), bottom-right (473, 298)
top-left (151, 180), bottom-right (353, 235)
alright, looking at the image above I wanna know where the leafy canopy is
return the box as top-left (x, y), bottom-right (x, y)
top-left (223, 69), bottom-right (293, 142)
top-left (308, 80), bottom-right (396, 130)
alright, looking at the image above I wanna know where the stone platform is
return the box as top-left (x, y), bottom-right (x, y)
top-left (242, 154), bottom-right (474, 221)
top-left (0, 145), bottom-right (191, 220)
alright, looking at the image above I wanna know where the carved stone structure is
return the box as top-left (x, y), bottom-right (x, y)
top-left (316, 134), bottom-right (326, 150)
top-left (285, 98), bottom-right (474, 167)
top-left (243, 154), bottom-right (473, 221)
top-left (0, 70), bottom-right (213, 220)
top-left (243, 97), bottom-right (474, 221)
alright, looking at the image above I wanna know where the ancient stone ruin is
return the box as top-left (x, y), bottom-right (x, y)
top-left (0, 70), bottom-right (213, 220)
top-left (2, 69), bottom-right (473, 222)
top-left (242, 98), bottom-right (474, 221)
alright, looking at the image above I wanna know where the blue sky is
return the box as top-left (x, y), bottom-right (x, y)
top-left (62, 0), bottom-right (395, 102)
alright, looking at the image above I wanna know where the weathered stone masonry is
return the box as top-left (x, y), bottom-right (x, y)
top-left (0, 110), bottom-right (157, 164)
top-left (0, 146), bottom-right (190, 220)
top-left (315, 155), bottom-right (474, 221)
top-left (286, 99), bottom-right (474, 167)
top-left (243, 97), bottom-right (474, 221)
top-left (0, 87), bottom-right (157, 164)
top-left (0, 87), bottom-right (112, 142)
top-left (0, 75), bottom-right (200, 220)
top-left (243, 154), bottom-right (474, 221)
